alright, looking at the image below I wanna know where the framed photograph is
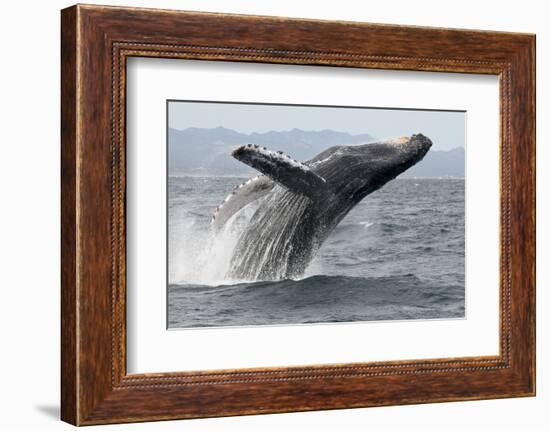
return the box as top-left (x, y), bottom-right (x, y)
top-left (61, 4), bottom-right (535, 425)
top-left (164, 100), bottom-right (465, 329)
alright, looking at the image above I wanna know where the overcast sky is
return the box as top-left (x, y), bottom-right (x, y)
top-left (168, 101), bottom-right (465, 151)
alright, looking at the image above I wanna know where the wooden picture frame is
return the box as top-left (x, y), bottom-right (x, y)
top-left (61, 4), bottom-right (535, 425)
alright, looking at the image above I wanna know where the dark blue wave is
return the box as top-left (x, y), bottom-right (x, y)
top-left (168, 274), bottom-right (465, 328)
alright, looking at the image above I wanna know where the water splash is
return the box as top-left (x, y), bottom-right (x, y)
top-left (169, 202), bottom-right (259, 286)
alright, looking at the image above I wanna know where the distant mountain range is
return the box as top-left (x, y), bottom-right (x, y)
top-left (168, 127), bottom-right (464, 178)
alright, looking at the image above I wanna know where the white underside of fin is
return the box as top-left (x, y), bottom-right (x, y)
top-left (211, 175), bottom-right (274, 229)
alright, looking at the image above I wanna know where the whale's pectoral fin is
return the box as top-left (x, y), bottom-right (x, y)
top-left (232, 145), bottom-right (331, 201)
top-left (212, 175), bottom-right (274, 229)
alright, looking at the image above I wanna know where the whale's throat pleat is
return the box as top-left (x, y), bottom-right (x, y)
top-left (227, 187), bottom-right (315, 281)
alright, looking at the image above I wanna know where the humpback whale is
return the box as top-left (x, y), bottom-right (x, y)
top-left (212, 134), bottom-right (432, 281)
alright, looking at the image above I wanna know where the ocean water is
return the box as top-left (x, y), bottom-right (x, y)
top-left (168, 176), bottom-right (465, 328)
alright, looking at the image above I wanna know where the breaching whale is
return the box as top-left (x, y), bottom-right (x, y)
top-left (212, 134), bottom-right (432, 281)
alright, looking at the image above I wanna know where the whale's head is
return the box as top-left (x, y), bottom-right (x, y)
top-left (311, 134), bottom-right (432, 204)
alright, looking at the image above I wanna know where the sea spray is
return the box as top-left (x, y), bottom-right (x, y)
top-left (169, 199), bottom-right (260, 286)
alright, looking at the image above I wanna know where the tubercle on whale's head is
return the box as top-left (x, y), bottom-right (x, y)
top-left (408, 133), bottom-right (433, 158)
top-left (368, 133), bottom-right (432, 178)
top-left (384, 134), bottom-right (432, 157)
top-left (363, 133), bottom-right (432, 175)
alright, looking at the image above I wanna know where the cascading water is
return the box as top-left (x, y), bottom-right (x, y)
top-left (168, 194), bottom-right (262, 286)
top-left (227, 185), bottom-right (313, 281)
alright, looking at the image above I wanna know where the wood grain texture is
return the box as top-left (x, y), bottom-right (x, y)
top-left (60, 5), bottom-right (78, 425)
top-left (60, 4), bottom-right (536, 425)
